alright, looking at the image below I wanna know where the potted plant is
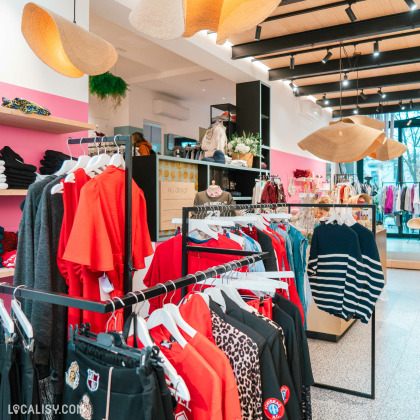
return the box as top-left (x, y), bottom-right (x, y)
top-left (227, 132), bottom-right (262, 168)
top-left (89, 72), bottom-right (128, 108)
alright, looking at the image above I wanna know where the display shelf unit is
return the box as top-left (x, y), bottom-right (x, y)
top-left (132, 155), bottom-right (269, 242)
top-left (0, 268), bottom-right (14, 279)
top-left (0, 189), bottom-right (28, 196)
top-left (210, 103), bottom-right (237, 140)
top-left (0, 107), bottom-right (95, 134)
top-left (236, 81), bottom-right (271, 170)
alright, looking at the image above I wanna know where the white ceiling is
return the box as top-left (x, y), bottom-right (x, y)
top-left (89, 11), bottom-right (235, 104)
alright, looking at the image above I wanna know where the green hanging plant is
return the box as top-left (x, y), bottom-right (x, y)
top-left (89, 72), bottom-right (128, 108)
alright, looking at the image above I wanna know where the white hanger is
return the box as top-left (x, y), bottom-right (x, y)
top-left (147, 285), bottom-right (188, 347)
top-left (83, 140), bottom-right (110, 175)
top-left (127, 292), bottom-right (191, 402)
top-left (188, 219), bottom-right (219, 240)
top-left (109, 134), bottom-right (126, 169)
top-left (11, 286), bottom-right (33, 344)
top-left (341, 208), bottom-right (356, 226)
top-left (0, 298), bottom-right (14, 337)
top-left (163, 281), bottom-right (197, 338)
top-left (326, 205), bottom-right (343, 225)
top-left (53, 137), bottom-right (77, 176)
top-left (67, 138), bottom-right (91, 174)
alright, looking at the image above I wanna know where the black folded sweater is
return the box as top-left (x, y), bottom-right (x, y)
top-left (0, 146), bottom-right (37, 172)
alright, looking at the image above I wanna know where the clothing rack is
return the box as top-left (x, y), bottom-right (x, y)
top-left (181, 202), bottom-right (377, 400)
top-left (0, 253), bottom-right (267, 314)
top-left (334, 174), bottom-right (356, 184)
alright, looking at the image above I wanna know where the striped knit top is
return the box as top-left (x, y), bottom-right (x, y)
top-left (307, 223), bottom-right (367, 320)
top-left (348, 223), bottom-right (385, 323)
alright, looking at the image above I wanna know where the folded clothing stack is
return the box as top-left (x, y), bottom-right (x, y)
top-left (0, 160), bottom-right (5, 189)
top-left (0, 146), bottom-right (37, 189)
top-left (0, 229), bottom-right (18, 268)
top-left (39, 149), bottom-right (75, 175)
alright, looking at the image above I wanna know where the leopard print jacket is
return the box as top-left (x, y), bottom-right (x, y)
top-left (210, 310), bottom-right (263, 420)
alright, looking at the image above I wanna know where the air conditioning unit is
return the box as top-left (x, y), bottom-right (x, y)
top-left (298, 98), bottom-right (323, 121)
top-left (153, 100), bottom-right (190, 120)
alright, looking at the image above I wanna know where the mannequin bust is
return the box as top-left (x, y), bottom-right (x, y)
top-left (207, 180), bottom-right (223, 198)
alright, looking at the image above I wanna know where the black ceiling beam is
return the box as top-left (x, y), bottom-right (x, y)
top-left (265, 0), bottom-right (367, 23)
top-left (318, 89), bottom-right (420, 108)
top-left (333, 102), bottom-right (420, 117)
top-left (252, 29), bottom-right (420, 62)
top-left (296, 71), bottom-right (420, 96)
top-left (279, 0), bottom-right (308, 5)
top-left (269, 46), bottom-right (420, 80)
top-left (232, 10), bottom-right (420, 59)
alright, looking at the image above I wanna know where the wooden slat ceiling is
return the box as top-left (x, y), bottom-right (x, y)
top-left (229, 0), bottom-right (420, 115)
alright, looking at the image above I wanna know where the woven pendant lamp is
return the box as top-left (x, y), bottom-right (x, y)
top-left (129, 0), bottom-right (185, 40)
top-left (332, 115), bottom-right (385, 131)
top-left (21, 3), bottom-right (117, 78)
top-left (298, 121), bottom-right (386, 163)
top-left (369, 138), bottom-right (408, 161)
top-left (182, 0), bottom-right (279, 44)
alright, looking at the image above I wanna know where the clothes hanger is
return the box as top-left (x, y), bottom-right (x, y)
top-left (147, 284), bottom-right (188, 348)
top-left (202, 268), bottom-right (227, 311)
top-left (163, 280), bottom-right (197, 338)
top-left (341, 207), bottom-right (356, 226)
top-left (10, 285), bottom-right (34, 349)
top-left (128, 291), bottom-right (191, 402)
top-left (109, 134), bottom-right (126, 169)
top-left (0, 297), bottom-right (14, 338)
top-left (326, 204), bottom-right (343, 225)
top-left (83, 140), bottom-right (110, 175)
top-left (53, 137), bottom-right (77, 176)
top-left (67, 138), bottom-right (91, 173)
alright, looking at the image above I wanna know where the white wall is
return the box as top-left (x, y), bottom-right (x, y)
top-left (0, 0), bottom-right (89, 102)
top-left (89, 85), bottom-right (211, 140)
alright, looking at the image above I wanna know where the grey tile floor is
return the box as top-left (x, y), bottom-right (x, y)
top-left (309, 269), bottom-right (420, 420)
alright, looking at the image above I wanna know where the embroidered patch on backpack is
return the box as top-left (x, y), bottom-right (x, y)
top-left (87, 369), bottom-right (100, 392)
top-left (79, 394), bottom-right (93, 420)
top-left (65, 361), bottom-right (80, 390)
top-left (263, 398), bottom-right (285, 420)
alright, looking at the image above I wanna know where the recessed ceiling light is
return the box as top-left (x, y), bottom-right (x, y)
top-left (222, 97), bottom-right (226, 100)
top-left (202, 89), bottom-right (206, 92)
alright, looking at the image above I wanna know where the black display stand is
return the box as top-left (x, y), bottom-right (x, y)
top-left (180, 202), bottom-right (377, 400)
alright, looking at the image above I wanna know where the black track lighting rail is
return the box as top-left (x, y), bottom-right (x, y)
top-left (269, 46), bottom-right (420, 80)
top-left (232, 10), bottom-right (420, 59)
top-left (333, 101), bottom-right (420, 117)
top-left (296, 71), bottom-right (420, 96)
top-left (317, 89), bottom-right (420, 107)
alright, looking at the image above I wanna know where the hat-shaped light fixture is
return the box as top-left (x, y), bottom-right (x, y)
top-left (369, 137), bottom-right (408, 161)
top-left (21, 3), bottom-right (118, 78)
top-left (298, 121), bottom-right (386, 163)
top-left (129, 0), bottom-right (280, 45)
top-left (335, 115), bottom-right (385, 131)
top-left (129, 0), bottom-right (185, 40)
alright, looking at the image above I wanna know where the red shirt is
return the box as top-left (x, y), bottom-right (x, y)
top-left (247, 297), bottom-right (273, 319)
top-left (143, 234), bottom-right (245, 313)
top-left (57, 169), bottom-right (91, 330)
top-left (63, 166), bottom-right (154, 332)
top-left (181, 330), bottom-right (242, 420)
top-left (150, 326), bottom-right (224, 420)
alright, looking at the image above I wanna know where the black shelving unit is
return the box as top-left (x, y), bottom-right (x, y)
top-left (236, 81), bottom-right (271, 170)
top-left (210, 103), bottom-right (237, 140)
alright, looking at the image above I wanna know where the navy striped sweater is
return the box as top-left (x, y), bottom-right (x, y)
top-left (308, 223), bottom-right (367, 320)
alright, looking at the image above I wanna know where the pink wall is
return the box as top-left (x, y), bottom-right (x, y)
top-left (1, 82), bottom-right (88, 231)
top-left (271, 149), bottom-right (327, 203)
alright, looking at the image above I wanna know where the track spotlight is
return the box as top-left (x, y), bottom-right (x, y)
top-left (377, 88), bottom-right (386, 99)
top-left (407, 119), bottom-right (413, 126)
top-left (322, 94), bottom-right (329, 105)
top-left (255, 25), bottom-right (262, 41)
top-left (322, 50), bottom-right (332, 64)
top-left (404, 0), bottom-right (418, 10)
top-left (342, 74), bottom-right (349, 86)
top-left (360, 90), bottom-right (368, 101)
top-left (399, 101), bottom-right (406, 110)
top-left (353, 105), bottom-right (360, 114)
top-left (376, 104), bottom-right (381, 113)
top-left (410, 100), bottom-right (414, 109)
top-left (373, 41), bottom-right (380, 57)
top-left (289, 82), bottom-right (298, 92)
top-left (290, 55), bottom-right (295, 70)
top-left (345, 4), bottom-right (357, 22)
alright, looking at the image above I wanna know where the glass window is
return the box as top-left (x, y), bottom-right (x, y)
top-left (143, 121), bottom-right (162, 153)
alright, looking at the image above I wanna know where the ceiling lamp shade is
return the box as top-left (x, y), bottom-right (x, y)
top-left (21, 3), bottom-right (117, 78)
top-left (298, 121), bottom-right (386, 163)
top-left (129, 0), bottom-right (185, 40)
top-left (369, 137), bottom-right (408, 161)
top-left (337, 115), bottom-right (385, 131)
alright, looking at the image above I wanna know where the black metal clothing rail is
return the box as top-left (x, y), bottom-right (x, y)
top-left (181, 202), bottom-right (377, 400)
top-left (0, 253), bottom-right (267, 313)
